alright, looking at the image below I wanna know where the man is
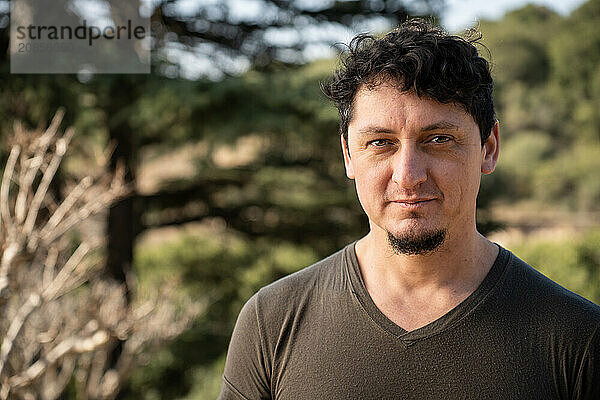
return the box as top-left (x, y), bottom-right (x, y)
top-left (218, 20), bottom-right (600, 399)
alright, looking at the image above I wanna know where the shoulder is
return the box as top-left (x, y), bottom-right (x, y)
top-left (231, 245), bottom-right (351, 360)
top-left (240, 244), bottom-right (351, 336)
top-left (256, 245), bottom-right (349, 304)
top-left (503, 248), bottom-right (600, 329)
top-left (502, 250), bottom-right (600, 397)
top-left (231, 246), bottom-right (347, 326)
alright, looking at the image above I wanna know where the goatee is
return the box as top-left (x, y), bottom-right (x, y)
top-left (387, 229), bottom-right (446, 255)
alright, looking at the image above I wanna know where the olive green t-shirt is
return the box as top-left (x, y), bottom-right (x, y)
top-left (219, 243), bottom-right (600, 399)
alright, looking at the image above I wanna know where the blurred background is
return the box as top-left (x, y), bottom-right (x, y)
top-left (0, 0), bottom-right (599, 398)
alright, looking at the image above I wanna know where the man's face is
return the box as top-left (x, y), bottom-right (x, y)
top-left (342, 83), bottom-right (499, 252)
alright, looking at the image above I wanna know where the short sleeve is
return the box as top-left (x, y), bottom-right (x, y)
top-left (218, 293), bottom-right (271, 400)
top-left (574, 325), bottom-right (600, 400)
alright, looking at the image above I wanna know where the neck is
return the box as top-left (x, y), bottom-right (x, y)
top-left (355, 225), bottom-right (498, 294)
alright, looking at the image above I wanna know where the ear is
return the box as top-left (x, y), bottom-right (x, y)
top-left (481, 120), bottom-right (500, 175)
top-left (341, 134), bottom-right (355, 179)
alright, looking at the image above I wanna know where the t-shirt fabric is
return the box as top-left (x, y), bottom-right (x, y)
top-left (218, 243), bottom-right (600, 399)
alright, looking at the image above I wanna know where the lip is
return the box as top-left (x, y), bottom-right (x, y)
top-left (390, 199), bottom-right (436, 208)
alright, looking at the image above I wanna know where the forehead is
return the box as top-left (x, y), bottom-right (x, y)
top-left (348, 83), bottom-right (477, 134)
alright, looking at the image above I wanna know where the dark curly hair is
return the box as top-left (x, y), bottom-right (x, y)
top-left (321, 19), bottom-right (495, 146)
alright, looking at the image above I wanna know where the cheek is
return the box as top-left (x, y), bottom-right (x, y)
top-left (436, 159), bottom-right (481, 209)
top-left (353, 160), bottom-right (391, 207)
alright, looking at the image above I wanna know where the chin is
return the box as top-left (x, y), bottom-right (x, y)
top-left (386, 226), bottom-right (447, 255)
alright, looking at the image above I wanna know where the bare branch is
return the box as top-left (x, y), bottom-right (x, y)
top-left (43, 354), bottom-right (75, 400)
top-left (39, 176), bottom-right (93, 240)
top-left (0, 111), bottom-right (198, 399)
top-left (42, 246), bottom-right (59, 290)
top-left (40, 185), bottom-right (125, 246)
top-left (23, 128), bottom-right (74, 239)
top-left (42, 242), bottom-right (90, 301)
top-left (8, 330), bottom-right (110, 390)
top-left (0, 294), bottom-right (41, 377)
top-left (0, 242), bottom-right (21, 298)
top-left (0, 146), bottom-right (20, 232)
top-left (14, 110), bottom-right (64, 225)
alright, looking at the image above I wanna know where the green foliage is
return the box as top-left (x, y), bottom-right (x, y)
top-left (478, 5), bottom-right (559, 88)
top-left (478, 0), bottom-right (600, 212)
top-left (127, 232), bottom-right (319, 399)
top-left (496, 130), bottom-right (553, 197)
top-left (178, 355), bottom-right (227, 400)
top-left (532, 142), bottom-right (600, 210)
top-left (510, 230), bottom-right (600, 304)
top-left (549, 0), bottom-right (600, 97)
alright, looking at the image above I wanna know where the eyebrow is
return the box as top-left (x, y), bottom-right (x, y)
top-left (356, 121), bottom-right (461, 136)
top-left (419, 121), bottom-right (461, 133)
top-left (356, 126), bottom-right (394, 136)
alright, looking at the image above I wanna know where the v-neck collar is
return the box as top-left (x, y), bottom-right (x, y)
top-left (344, 241), bottom-right (511, 344)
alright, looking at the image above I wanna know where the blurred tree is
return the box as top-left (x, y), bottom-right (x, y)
top-left (549, 0), bottom-right (600, 97)
top-left (511, 229), bottom-right (600, 304)
top-left (151, 0), bottom-right (444, 75)
top-left (478, 5), bottom-right (559, 97)
top-left (477, 0), bottom-right (600, 211)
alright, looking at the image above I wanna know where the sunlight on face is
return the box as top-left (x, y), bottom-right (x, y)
top-left (343, 83), bottom-right (495, 251)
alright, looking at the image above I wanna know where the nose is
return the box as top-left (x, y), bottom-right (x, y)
top-left (391, 142), bottom-right (428, 189)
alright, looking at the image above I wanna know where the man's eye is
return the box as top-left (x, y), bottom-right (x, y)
top-left (430, 135), bottom-right (452, 144)
top-left (368, 139), bottom-right (391, 147)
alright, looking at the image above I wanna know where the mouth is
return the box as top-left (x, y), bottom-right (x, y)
top-left (390, 199), bottom-right (436, 209)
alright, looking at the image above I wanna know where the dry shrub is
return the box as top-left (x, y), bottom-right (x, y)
top-left (0, 110), bottom-right (202, 400)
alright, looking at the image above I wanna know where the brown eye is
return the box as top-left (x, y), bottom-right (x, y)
top-left (369, 139), bottom-right (391, 147)
top-left (430, 135), bottom-right (452, 144)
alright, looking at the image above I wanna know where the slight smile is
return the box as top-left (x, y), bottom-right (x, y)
top-left (390, 199), bottom-right (436, 209)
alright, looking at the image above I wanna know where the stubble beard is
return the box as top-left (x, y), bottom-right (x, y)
top-left (386, 216), bottom-right (447, 255)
